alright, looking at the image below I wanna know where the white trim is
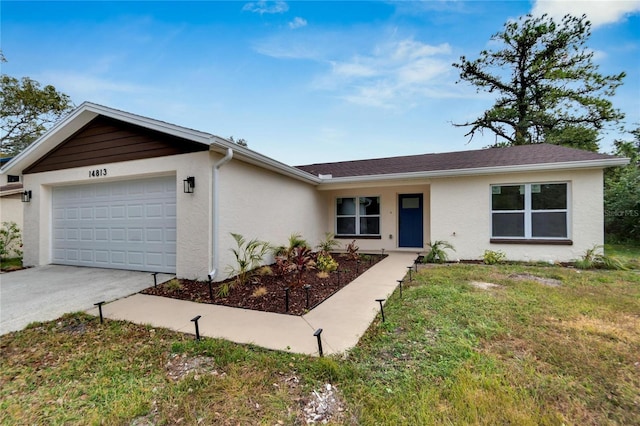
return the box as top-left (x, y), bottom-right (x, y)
top-left (490, 182), bottom-right (570, 240)
top-left (208, 138), bottom-right (320, 185)
top-left (316, 158), bottom-right (629, 188)
top-left (335, 195), bottom-right (381, 237)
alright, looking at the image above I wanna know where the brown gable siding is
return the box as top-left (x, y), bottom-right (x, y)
top-left (24, 116), bottom-right (209, 174)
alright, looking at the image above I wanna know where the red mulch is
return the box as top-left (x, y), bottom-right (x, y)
top-left (141, 253), bottom-right (388, 316)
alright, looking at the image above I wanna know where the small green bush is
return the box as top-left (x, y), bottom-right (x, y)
top-left (0, 221), bottom-right (23, 260)
top-left (164, 278), bottom-right (183, 291)
top-left (483, 250), bottom-right (506, 265)
top-left (317, 254), bottom-right (338, 273)
top-left (574, 245), bottom-right (627, 270)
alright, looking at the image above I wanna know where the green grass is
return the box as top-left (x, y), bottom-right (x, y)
top-left (605, 243), bottom-right (640, 269)
top-left (2, 263), bottom-right (639, 425)
top-left (0, 257), bottom-right (22, 271)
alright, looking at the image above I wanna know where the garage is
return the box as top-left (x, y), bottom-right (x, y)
top-left (52, 175), bottom-right (177, 273)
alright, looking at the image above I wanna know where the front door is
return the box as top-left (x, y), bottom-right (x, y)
top-left (398, 194), bottom-right (423, 248)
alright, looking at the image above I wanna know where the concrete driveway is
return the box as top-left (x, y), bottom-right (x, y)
top-left (0, 265), bottom-right (174, 335)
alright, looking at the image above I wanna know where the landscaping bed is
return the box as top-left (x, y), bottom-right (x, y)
top-left (141, 253), bottom-right (387, 315)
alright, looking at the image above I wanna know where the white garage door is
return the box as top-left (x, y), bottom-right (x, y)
top-left (52, 176), bottom-right (177, 273)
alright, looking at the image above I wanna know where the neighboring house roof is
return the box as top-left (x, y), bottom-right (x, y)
top-left (0, 183), bottom-right (23, 197)
top-left (296, 144), bottom-right (628, 182)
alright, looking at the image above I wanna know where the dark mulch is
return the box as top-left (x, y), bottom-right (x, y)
top-left (141, 253), bottom-right (388, 316)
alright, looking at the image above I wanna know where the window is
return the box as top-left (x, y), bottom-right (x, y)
top-left (336, 196), bottom-right (380, 236)
top-left (491, 183), bottom-right (568, 239)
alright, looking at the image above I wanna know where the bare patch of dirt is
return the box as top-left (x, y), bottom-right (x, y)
top-left (164, 353), bottom-right (220, 381)
top-left (142, 253), bottom-right (386, 316)
top-left (470, 281), bottom-right (504, 290)
top-left (510, 273), bottom-right (562, 287)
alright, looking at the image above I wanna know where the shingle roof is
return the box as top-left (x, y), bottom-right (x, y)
top-left (295, 143), bottom-right (620, 178)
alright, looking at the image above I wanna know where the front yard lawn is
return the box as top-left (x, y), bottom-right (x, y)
top-left (1, 261), bottom-right (638, 425)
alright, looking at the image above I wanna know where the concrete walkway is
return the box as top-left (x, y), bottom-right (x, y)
top-left (87, 252), bottom-right (416, 356)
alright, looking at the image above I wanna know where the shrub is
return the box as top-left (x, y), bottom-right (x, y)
top-left (272, 232), bottom-right (309, 259)
top-left (164, 278), bottom-right (183, 292)
top-left (345, 240), bottom-right (359, 260)
top-left (317, 254), bottom-right (339, 273)
top-left (256, 265), bottom-right (273, 276)
top-left (251, 286), bottom-right (268, 298)
top-left (423, 240), bottom-right (455, 263)
top-left (483, 250), bottom-right (506, 265)
top-left (574, 245), bottom-right (627, 270)
top-left (290, 246), bottom-right (315, 286)
top-left (0, 221), bottom-right (23, 260)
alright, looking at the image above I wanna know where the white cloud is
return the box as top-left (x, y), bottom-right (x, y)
top-left (242, 1), bottom-right (289, 15)
top-left (531, 0), bottom-right (640, 28)
top-left (322, 39), bottom-right (455, 108)
top-left (289, 17), bottom-right (307, 29)
top-left (41, 71), bottom-right (153, 105)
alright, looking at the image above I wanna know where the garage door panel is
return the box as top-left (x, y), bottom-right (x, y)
top-left (52, 176), bottom-right (176, 273)
top-left (111, 205), bottom-right (126, 219)
top-left (80, 249), bottom-right (93, 262)
top-left (95, 250), bottom-right (109, 262)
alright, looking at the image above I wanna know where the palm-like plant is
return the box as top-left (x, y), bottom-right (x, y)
top-left (316, 232), bottom-right (340, 256)
top-left (221, 233), bottom-right (270, 296)
top-left (424, 240), bottom-right (455, 264)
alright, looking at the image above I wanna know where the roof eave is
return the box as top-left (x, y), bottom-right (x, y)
top-left (0, 102), bottom-right (213, 175)
top-left (316, 157), bottom-right (630, 187)
top-left (208, 137), bottom-right (321, 185)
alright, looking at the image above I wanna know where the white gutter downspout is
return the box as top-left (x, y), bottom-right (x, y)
top-left (208, 147), bottom-right (233, 281)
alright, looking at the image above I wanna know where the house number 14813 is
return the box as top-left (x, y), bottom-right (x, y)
top-left (89, 168), bottom-right (107, 178)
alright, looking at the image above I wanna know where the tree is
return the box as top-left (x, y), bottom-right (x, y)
top-left (1, 53), bottom-right (73, 156)
top-left (453, 14), bottom-right (625, 150)
top-left (604, 128), bottom-right (640, 243)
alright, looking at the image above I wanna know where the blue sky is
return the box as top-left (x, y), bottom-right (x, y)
top-left (2, 1), bottom-right (639, 165)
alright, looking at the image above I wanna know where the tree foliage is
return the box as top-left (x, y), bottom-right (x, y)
top-left (453, 14), bottom-right (625, 150)
top-left (1, 53), bottom-right (73, 156)
top-left (228, 136), bottom-right (248, 147)
top-left (604, 128), bottom-right (640, 243)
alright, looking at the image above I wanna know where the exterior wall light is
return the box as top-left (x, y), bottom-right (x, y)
top-left (21, 190), bottom-right (32, 203)
top-left (183, 176), bottom-right (195, 193)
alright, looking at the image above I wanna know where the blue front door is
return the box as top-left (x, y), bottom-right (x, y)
top-left (398, 194), bottom-right (423, 248)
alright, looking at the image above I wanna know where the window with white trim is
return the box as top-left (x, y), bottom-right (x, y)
top-left (336, 196), bottom-right (380, 236)
top-left (491, 183), bottom-right (569, 239)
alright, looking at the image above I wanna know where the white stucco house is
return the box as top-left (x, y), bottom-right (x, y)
top-left (0, 102), bottom-right (628, 280)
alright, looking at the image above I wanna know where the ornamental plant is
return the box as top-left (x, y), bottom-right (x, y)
top-left (574, 245), bottom-right (626, 270)
top-left (316, 254), bottom-right (338, 273)
top-left (0, 221), bottom-right (23, 260)
top-left (483, 250), bottom-right (506, 265)
top-left (345, 240), bottom-right (359, 260)
top-left (221, 233), bottom-right (270, 296)
top-left (423, 240), bottom-right (455, 264)
top-left (290, 246), bottom-right (315, 287)
top-left (316, 232), bottom-right (340, 256)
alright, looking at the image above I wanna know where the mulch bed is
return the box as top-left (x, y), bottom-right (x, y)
top-left (141, 253), bottom-right (387, 316)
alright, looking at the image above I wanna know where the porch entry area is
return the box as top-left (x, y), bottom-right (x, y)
top-left (398, 193), bottom-right (424, 248)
